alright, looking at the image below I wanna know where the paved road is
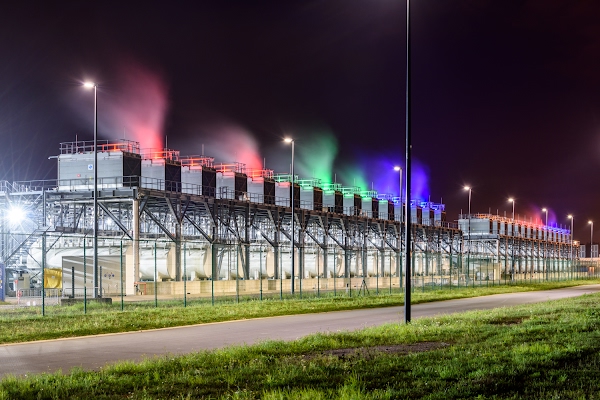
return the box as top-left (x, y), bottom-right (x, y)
top-left (1, 285), bottom-right (599, 378)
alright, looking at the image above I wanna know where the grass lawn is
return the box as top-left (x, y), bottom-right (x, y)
top-left (0, 279), bottom-right (598, 345)
top-left (2, 288), bottom-right (600, 398)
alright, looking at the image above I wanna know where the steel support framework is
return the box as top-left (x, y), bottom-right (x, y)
top-left (0, 180), bottom-right (578, 296)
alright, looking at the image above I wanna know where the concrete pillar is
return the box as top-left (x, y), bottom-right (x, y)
top-left (175, 221), bottom-right (182, 281)
top-left (322, 235), bottom-right (329, 277)
top-left (298, 231), bottom-right (305, 279)
top-left (127, 198), bottom-right (140, 296)
top-left (273, 229), bottom-right (280, 279)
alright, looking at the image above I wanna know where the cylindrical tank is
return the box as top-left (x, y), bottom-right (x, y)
top-left (138, 245), bottom-right (175, 280)
top-left (181, 245), bottom-right (213, 279)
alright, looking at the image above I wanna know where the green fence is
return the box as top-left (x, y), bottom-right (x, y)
top-left (1, 232), bottom-right (596, 317)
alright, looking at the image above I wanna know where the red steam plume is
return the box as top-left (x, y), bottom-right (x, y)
top-left (99, 60), bottom-right (168, 152)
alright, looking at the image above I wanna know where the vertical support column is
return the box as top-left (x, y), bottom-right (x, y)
top-left (128, 198), bottom-right (140, 296)
top-left (380, 249), bottom-right (385, 280)
top-left (362, 229), bottom-right (368, 278)
top-left (211, 242), bottom-right (219, 278)
top-left (298, 231), bottom-right (305, 281)
top-left (42, 233), bottom-right (46, 316)
top-left (211, 241), bottom-right (218, 305)
top-left (243, 244), bottom-right (250, 280)
top-left (397, 229), bottom-right (402, 288)
top-left (244, 207), bottom-right (250, 280)
top-left (322, 235), bottom-right (329, 278)
top-left (273, 229), bottom-right (280, 279)
top-left (175, 220), bottom-right (182, 281)
top-left (344, 238), bottom-right (350, 279)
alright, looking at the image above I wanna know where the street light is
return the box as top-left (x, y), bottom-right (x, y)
top-left (404, 0), bottom-right (412, 324)
top-left (284, 137), bottom-right (295, 294)
top-left (464, 186), bottom-right (472, 286)
top-left (589, 220), bottom-right (594, 258)
top-left (508, 198), bottom-right (515, 221)
top-left (508, 198), bottom-right (516, 281)
top-left (542, 208), bottom-right (548, 226)
top-left (464, 186), bottom-right (472, 217)
top-left (568, 215), bottom-right (574, 280)
top-left (84, 81), bottom-right (99, 298)
top-left (542, 208), bottom-right (548, 281)
top-left (394, 166), bottom-right (402, 219)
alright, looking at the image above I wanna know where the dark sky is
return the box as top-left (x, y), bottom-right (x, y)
top-left (1, 0), bottom-right (599, 241)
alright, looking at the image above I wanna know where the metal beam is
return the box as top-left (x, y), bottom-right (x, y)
top-left (98, 202), bottom-right (133, 240)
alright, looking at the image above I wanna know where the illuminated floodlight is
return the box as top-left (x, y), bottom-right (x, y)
top-left (464, 186), bottom-right (470, 191)
top-left (542, 208), bottom-right (547, 212)
top-left (83, 81), bottom-right (95, 88)
top-left (508, 198), bottom-right (514, 203)
top-left (7, 206), bottom-right (26, 225)
top-left (394, 166), bottom-right (401, 171)
top-left (283, 137), bottom-right (293, 144)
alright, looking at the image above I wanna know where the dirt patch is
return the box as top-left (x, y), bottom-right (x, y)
top-left (487, 316), bottom-right (527, 326)
top-left (304, 342), bottom-right (450, 361)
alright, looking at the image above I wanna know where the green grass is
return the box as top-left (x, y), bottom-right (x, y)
top-left (0, 279), bottom-right (598, 345)
top-left (3, 289), bottom-right (600, 398)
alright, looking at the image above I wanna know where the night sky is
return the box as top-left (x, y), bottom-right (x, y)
top-left (1, 1), bottom-right (599, 241)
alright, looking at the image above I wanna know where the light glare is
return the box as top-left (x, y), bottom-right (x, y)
top-left (7, 206), bottom-right (26, 225)
top-left (283, 138), bottom-right (293, 143)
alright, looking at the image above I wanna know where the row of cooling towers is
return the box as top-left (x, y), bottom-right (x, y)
top-left (56, 139), bottom-right (447, 224)
top-left (22, 139), bottom-right (572, 285)
top-left (24, 139), bottom-right (446, 283)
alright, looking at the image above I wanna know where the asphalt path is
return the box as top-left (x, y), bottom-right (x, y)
top-left (1, 284), bottom-right (599, 378)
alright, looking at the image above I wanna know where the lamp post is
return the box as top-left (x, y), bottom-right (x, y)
top-left (84, 81), bottom-right (99, 298)
top-left (568, 215), bottom-right (573, 280)
top-left (394, 166), bottom-right (403, 292)
top-left (464, 186), bottom-right (471, 285)
top-left (404, 0), bottom-right (412, 324)
top-left (542, 208), bottom-right (548, 281)
top-left (589, 220), bottom-right (594, 258)
top-left (284, 137), bottom-right (295, 294)
top-left (394, 166), bottom-right (402, 219)
top-left (508, 198), bottom-right (515, 281)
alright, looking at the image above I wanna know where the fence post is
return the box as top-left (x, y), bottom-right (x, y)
top-left (84, 235), bottom-right (87, 314)
top-left (42, 233), bottom-right (46, 316)
top-left (259, 245), bottom-right (263, 301)
top-left (120, 239), bottom-right (124, 311)
top-left (183, 241), bottom-right (187, 308)
top-left (154, 241), bottom-right (158, 308)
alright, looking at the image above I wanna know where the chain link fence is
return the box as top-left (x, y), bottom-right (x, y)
top-left (0, 231), bottom-right (596, 317)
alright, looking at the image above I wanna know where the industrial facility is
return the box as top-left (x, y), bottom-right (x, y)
top-left (0, 139), bottom-right (579, 299)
